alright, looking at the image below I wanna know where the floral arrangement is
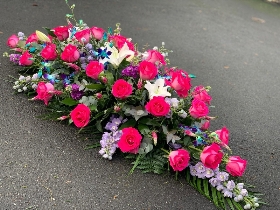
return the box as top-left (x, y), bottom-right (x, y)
top-left (3, 1), bottom-right (265, 209)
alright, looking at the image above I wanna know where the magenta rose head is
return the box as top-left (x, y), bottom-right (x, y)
top-left (90, 26), bottom-right (105, 40)
top-left (215, 126), bottom-right (229, 145)
top-left (41, 43), bottom-right (57, 61)
top-left (226, 156), bottom-right (247, 177)
top-left (112, 79), bottom-right (133, 99)
top-left (145, 96), bottom-right (170, 117)
top-left (34, 82), bottom-right (55, 105)
top-left (169, 149), bottom-right (190, 171)
top-left (19, 51), bottom-right (34, 66)
top-left (53, 26), bottom-right (69, 41)
top-left (26, 32), bottom-right (38, 44)
top-left (86, 61), bottom-right (104, 79)
top-left (146, 50), bottom-right (166, 66)
top-left (70, 104), bottom-right (91, 128)
top-left (74, 28), bottom-right (90, 43)
top-left (200, 143), bottom-right (223, 169)
top-left (61, 44), bottom-right (80, 63)
top-left (192, 85), bottom-right (212, 105)
top-left (110, 34), bottom-right (135, 51)
top-left (118, 127), bottom-right (142, 153)
top-left (7, 34), bottom-right (19, 48)
top-left (166, 69), bottom-right (191, 98)
top-left (139, 60), bottom-right (158, 80)
top-left (189, 98), bottom-right (209, 119)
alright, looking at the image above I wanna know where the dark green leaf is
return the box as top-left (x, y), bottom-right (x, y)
top-left (138, 124), bottom-right (150, 135)
top-left (211, 187), bottom-right (220, 208)
top-left (138, 117), bottom-right (160, 126)
top-left (61, 98), bottom-right (78, 106)
top-left (85, 84), bottom-right (105, 91)
top-left (43, 27), bottom-right (57, 37)
top-left (96, 121), bottom-right (103, 132)
top-left (103, 72), bottom-right (114, 85)
top-left (119, 118), bottom-right (136, 130)
top-left (203, 179), bottom-right (210, 199)
top-left (183, 136), bottom-right (192, 146)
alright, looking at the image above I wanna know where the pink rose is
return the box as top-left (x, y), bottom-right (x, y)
top-left (110, 35), bottom-right (135, 51)
top-left (112, 79), bottom-right (133, 99)
top-left (189, 99), bottom-right (209, 118)
top-left (61, 44), bottom-right (80, 63)
top-left (70, 104), bottom-right (91, 128)
top-left (53, 26), bottom-right (69, 41)
top-left (192, 86), bottom-right (212, 105)
top-left (19, 51), bottom-right (33, 66)
top-left (41, 43), bottom-right (57, 60)
top-left (200, 143), bottom-right (223, 169)
top-left (7, 34), bottom-right (19, 48)
top-left (26, 33), bottom-right (38, 44)
top-left (226, 156), bottom-right (247, 177)
top-left (74, 28), bottom-right (90, 43)
top-left (146, 50), bottom-right (166, 65)
top-left (118, 127), bottom-right (142, 153)
top-left (34, 82), bottom-right (55, 105)
top-left (145, 96), bottom-right (170, 117)
top-left (139, 60), bottom-right (158, 80)
top-left (215, 126), bottom-right (229, 145)
top-left (169, 149), bottom-right (190, 171)
top-left (201, 120), bottom-right (210, 130)
top-left (90, 27), bottom-right (105, 40)
top-left (86, 61), bottom-right (104, 79)
top-left (166, 70), bottom-right (191, 97)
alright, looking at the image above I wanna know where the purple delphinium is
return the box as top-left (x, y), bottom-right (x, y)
top-left (195, 162), bottom-right (206, 173)
top-left (223, 189), bottom-right (233, 198)
top-left (209, 177), bottom-right (221, 187)
top-left (189, 165), bottom-right (198, 176)
top-left (71, 84), bottom-right (84, 100)
top-left (204, 168), bottom-right (215, 178)
top-left (226, 180), bottom-right (236, 191)
top-left (121, 65), bottom-right (139, 78)
top-left (216, 172), bottom-right (229, 182)
top-left (9, 54), bottom-right (21, 64)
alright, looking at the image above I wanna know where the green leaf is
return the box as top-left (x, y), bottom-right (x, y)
top-left (197, 178), bottom-right (204, 195)
top-left (89, 104), bottom-right (98, 112)
top-left (43, 27), bottom-right (57, 37)
top-left (96, 121), bottom-right (103, 132)
top-left (138, 124), bottom-right (150, 135)
top-left (211, 187), bottom-right (219, 208)
top-left (61, 98), bottom-right (78, 106)
top-left (118, 118), bottom-right (136, 130)
top-left (232, 200), bottom-right (244, 210)
top-left (138, 117), bottom-right (160, 126)
top-left (103, 72), bottom-right (114, 85)
top-left (203, 179), bottom-right (210, 199)
top-left (226, 198), bottom-right (235, 210)
top-left (183, 136), bottom-right (192, 146)
top-left (129, 154), bottom-right (144, 174)
top-left (85, 84), bottom-right (105, 91)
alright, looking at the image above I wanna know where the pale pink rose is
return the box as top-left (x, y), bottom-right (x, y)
top-left (146, 50), bottom-right (166, 65)
top-left (33, 82), bottom-right (55, 105)
top-left (90, 27), bottom-right (105, 40)
top-left (200, 120), bottom-right (210, 130)
top-left (215, 126), bottom-right (229, 145)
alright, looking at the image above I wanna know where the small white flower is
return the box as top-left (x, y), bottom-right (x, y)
top-left (23, 86), bottom-right (27, 91)
top-left (144, 78), bottom-right (171, 99)
top-left (18, 89), bottom-right (23, 92)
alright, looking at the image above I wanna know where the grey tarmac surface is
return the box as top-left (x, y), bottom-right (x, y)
top-left (0, 0), bottom-right (280, 209)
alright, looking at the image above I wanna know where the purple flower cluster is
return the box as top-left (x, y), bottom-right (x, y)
top-left (9, 54), bottom-right (21, 64)
top-left (99, 116), bottom-right (125, 160)
top-left (70, 84), bottom-right (84, 100)
top-left (121, 65), bottom-right (139, 78)
top-left (190, 162), bottom-right (247, 199)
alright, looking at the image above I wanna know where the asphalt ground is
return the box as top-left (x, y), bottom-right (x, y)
top-left (0, 0), bottom-right (280, 209)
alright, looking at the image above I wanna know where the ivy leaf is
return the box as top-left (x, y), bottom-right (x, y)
top-left (61, 98), bottom-right (78, 106)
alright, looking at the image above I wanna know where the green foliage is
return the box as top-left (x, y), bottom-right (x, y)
top-left (126, 150), bottom-right (167, 174)
top-left (185, 168), bottom-right (245, 210)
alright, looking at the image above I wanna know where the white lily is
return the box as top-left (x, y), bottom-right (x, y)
top-left (107, 42), bottom-right (134, 67)
top-left (144, 78), bottom-right (171, 99)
